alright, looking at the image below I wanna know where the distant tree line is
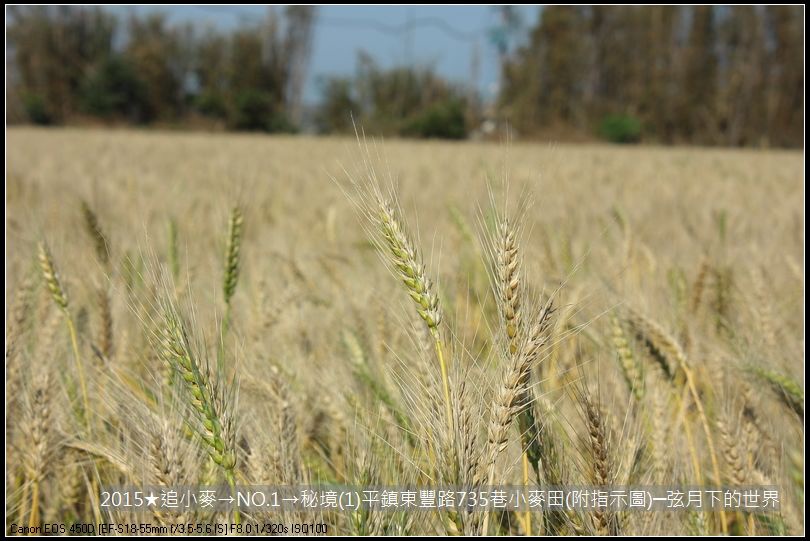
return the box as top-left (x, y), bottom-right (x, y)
top-left (6, 6), bottom-right (804, 147)
top-left (6, 6), bottom-right (315, 132)
top-left (500, 5), bottom-right (804, 147)
top-left (314, 52), bottom-right (470, 140)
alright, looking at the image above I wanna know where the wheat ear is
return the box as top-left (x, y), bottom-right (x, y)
top-left (482, 300), bottom-right (553, 534)
top-left (159, 305), bottom-right (239, 521)
top-left (24, 370), bottom-right (53, 529)
top-left (219, 206), bottom-right (243, 369)
top-left (611, 314), bottom-right (643, 401)
top-left (582, 393), bottom-right (617, 535)
top-left (625, 307), bottom-right (728, 533)
top-left (746, 365), bottom-right (804, 418)
top-left (37, 241), bottom-right (89, 418)
top-left (492, 217), bottom-right (538, 534)
top-left (375, 197), bottom-right (452, 433)
top-left (81, 200), bottom-right (110, 265)
top-left (222, 206), bottom-right (243, 306)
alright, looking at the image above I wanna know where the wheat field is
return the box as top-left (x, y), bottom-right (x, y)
top-left (5, 127), bottom-right (804, 535)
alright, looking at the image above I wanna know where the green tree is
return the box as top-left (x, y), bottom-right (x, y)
top-left (193, 30), bottom-right (229, 119)
top-left (7, 6), bottom-right (116, 122)
top-left (80, 55), bottom-right (149, 122)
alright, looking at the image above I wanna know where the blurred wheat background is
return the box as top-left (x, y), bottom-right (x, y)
top-left (5, 126), bottom-right (804, 535)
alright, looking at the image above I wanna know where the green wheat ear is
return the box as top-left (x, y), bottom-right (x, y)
top-left (223, 206), bottom-right (243, 304)
top-left (377, 199), bottom-right (441, 330)
top-left (747, 365), bottom-right (804, 418)
top-left (222, 207), bottom-right (243, 304)
top-left (160, 307), bottom-right (237, 471)
top-left (219, 206), bottom-right (243, 371)
top-left (37, 240), bottom-right (89, 420)
top-left (373, 195), bottom-right (451, 433)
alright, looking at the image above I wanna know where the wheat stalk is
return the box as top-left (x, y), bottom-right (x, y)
top-left (374, 196), bottom-right (452, 433)
top-left (269, 366), bottom-right (303, 485)
top-left (167, 217), bottom-right (180, 280)
top-left (6, 273), bottom-right (36, 413)
top-left (96, 287), bottom-right (113, 361)
top-left (37, 241), bottom-right (89, 418)
top-left (625, 307), bottom-right (728, 533)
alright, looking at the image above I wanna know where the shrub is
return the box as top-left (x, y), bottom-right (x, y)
top-left (230, 89), bottom-right (273, 131)
top-left (265, 112), bottom-right (297, 134)
top-left (196, 91), bottom-right (228, 119)
top-left (598, 114), bottom-right (642, 143)
top-left (402, 98), bottom-right (468, 140)
top-left (230, 89), bottom-right (296, 133)
top-left (22, 94), bottom-right (53, 125)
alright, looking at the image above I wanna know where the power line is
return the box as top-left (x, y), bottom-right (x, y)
top-left (316, 15), bottom-right (486, 42)
top-left (186, 6), bottom-right (487, 42)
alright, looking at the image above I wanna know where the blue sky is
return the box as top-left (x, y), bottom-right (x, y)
top-left (105, 6), bottom-right (541, 104)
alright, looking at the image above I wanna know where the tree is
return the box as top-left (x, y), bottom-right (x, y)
top-left (124, 13), bottom-right (192, 120)
top-left (680, 6), bottom-right (718, 142)
top-left (222, 7), bottom-right (316, 131)
top-left (499, 6), bottom-right (588, 132)
top-left (718, 6), bottom-right (768, 146)
top-left (315, 52), bottom-right (468, 138)
top-left (765, 6), bottom-right (804, 147)
top-left (314, 77), bottom-right (359, 134)
top-left (497, 5), bottom-right (803, 147)
top-left (80, 55), bottom-right (149, 122)
top-left (193, 29), bottom-right (229, 118)
top-left (7, 6), bottom-right (116, 122)
top-left (641, 6), bottom-right (680, 143)
top-left (274, 6), bottom-right (316, 125)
